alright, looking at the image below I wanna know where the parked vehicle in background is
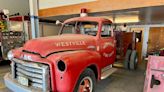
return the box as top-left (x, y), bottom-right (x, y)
top-left (0, 10), bottom-right (25, 61)
top-left (114, 31), bottom-right (138, 70)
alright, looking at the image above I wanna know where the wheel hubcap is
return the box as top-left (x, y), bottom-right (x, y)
top-left (78, 77), bottom-right (93, 92)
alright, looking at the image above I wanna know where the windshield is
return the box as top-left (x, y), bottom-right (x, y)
top-left (60, 21), bottom-right (99, 36)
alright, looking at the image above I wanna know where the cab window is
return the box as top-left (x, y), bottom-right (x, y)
top-left (101, 23), bottom-right (111, 37)
top-left (61, 21), bottom-right (98, 36)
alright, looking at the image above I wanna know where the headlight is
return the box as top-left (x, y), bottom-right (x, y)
top-left (7, 50), bottom-right (14, 60)
top-left (57, 60), bottom-right (66, 72)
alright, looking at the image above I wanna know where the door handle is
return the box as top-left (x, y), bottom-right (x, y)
top-left (150, 75), bottom-right (161, 88)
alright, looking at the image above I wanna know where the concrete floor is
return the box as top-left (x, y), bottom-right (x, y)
top-left (0, 61), bottom-right (146, 92)
top-left (95, 63), bottom-right (146, 92)
top-left (0, 61), bottom-right (10, 92)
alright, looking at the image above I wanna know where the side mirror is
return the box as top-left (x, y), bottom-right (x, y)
top-left (56, 20), bottom-right (63, 25)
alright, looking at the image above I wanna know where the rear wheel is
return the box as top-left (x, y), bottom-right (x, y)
top-left (74, 68), bottom-right (96, 92)
top-left (129, 50), bottom-right (138, 70)
top-left (124, 50), bottom-right (132, 69)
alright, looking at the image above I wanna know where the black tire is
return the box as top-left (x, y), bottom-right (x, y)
top-left (129, 50), bottom-right (138, 70)
top-left (74, 68), bottom-right (96, 92)
top-left (124, 50), bottom-right (132, 69)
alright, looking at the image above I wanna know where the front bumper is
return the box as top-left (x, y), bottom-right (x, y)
top-left (4, 73), bottom-right (42, 92)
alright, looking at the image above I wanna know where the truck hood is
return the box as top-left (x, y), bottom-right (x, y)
top-left (23, 34), bottom-right (96, 57)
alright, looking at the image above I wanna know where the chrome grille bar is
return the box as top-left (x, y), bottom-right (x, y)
top-left (17, 64), bottom-right (43, 74)
top-left (16, 68), bottom-right (43, 78)
top-left (11, 58), bottom-right (50, 92)
top-left (17, 72), bottom-right (43, 84)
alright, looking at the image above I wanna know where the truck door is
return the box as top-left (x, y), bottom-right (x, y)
top-left (99, 22), bottom-right (116, 68)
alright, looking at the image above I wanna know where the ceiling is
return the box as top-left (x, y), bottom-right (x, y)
top-left (43, 6), bottom-right (164, 24)
top-left (0, 0), bottom-right (29, 16)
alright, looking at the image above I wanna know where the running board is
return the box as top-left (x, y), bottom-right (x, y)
top-left (101, 67), bottom-right (117, 80)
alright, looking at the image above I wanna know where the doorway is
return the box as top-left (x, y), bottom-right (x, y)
top-left (130, 27), bottom-right (144, 63)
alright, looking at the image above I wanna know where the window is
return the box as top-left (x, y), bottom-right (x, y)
top-left (61, 21), bottom-right (98, 36)
top-left (101, 23), bottom-right (111, 37)
top-left (61, 22), bottom-right (76, 34)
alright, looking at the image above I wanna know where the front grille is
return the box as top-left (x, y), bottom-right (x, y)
top-left (11, 58), bottom-right (50, 92)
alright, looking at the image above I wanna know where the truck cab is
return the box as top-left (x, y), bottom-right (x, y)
top-left (4, 17), bottom-right (117, 92)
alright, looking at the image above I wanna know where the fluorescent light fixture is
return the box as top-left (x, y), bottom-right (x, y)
top-left (115, 15), bottom-right (139, 23)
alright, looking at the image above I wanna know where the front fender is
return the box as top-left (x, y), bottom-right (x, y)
top-left (54, 50), bottom-right (101, 92)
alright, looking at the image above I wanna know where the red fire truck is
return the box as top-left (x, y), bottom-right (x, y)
top-left (4, 16), bottom-right (138, 92)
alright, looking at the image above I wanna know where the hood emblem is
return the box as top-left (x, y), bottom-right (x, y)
top-left (21, 54), bottom-right (33, 61)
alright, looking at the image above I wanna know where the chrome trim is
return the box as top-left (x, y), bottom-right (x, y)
top-left (42, 66), bottom-right (50, 92)
top-left (16, 68), bottom-right (43, 78)
top-left (11, 61), bottom-right (16, 79)
top-left (17, 72), bottom-right (43, 83)
top-left (4, 73), bottom-right (43, 92)
top-left (16, 64), bottom-right (43, 74)
top-left (11, 58), bottom-right (50, 92)
top-left (12, 58), bottom-right (43, 69)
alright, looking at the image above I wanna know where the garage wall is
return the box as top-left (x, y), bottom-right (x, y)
top-left (27, 22), bottom-right (60, 39)
top-left (39, 0), bottom-right (164, 17)
top-left (148, 27), bottom-right (164, 52)
top-left (0, 0), bottom-right (29, 15)
top-left (39, 0), bottom-right (96, 9)
top-left (42, 24), bottom-right (60, 36)
top-left (128, 24), bottom-right (164, 58)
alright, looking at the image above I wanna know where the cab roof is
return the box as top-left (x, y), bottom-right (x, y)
top-left (64, 16), bottom-right (112, 24)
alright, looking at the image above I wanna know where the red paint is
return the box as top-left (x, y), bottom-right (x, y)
top-left (144, 56), bottom-right (164, 92)
top-left (81, 8), bottom-right (88, 13)
top-left (12, 17), bottom-right (116, 92)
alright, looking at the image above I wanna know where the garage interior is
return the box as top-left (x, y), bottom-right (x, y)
top-left (0, 0), bottom-right (164, 92)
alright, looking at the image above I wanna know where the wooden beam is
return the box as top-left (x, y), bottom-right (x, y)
top-left (39, 0), bottom-right (164, 17)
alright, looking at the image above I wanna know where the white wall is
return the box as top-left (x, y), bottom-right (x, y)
top-left (39, 0), bottom-right (96, 9)
top-left (0, 0), bottom-right (29, 15)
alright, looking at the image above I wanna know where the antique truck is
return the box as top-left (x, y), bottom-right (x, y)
top-left (4, 16), bottom-right (137, 92)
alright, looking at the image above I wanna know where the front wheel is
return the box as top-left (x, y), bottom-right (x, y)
top-left (74, 68), bottom-right (96, 92)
